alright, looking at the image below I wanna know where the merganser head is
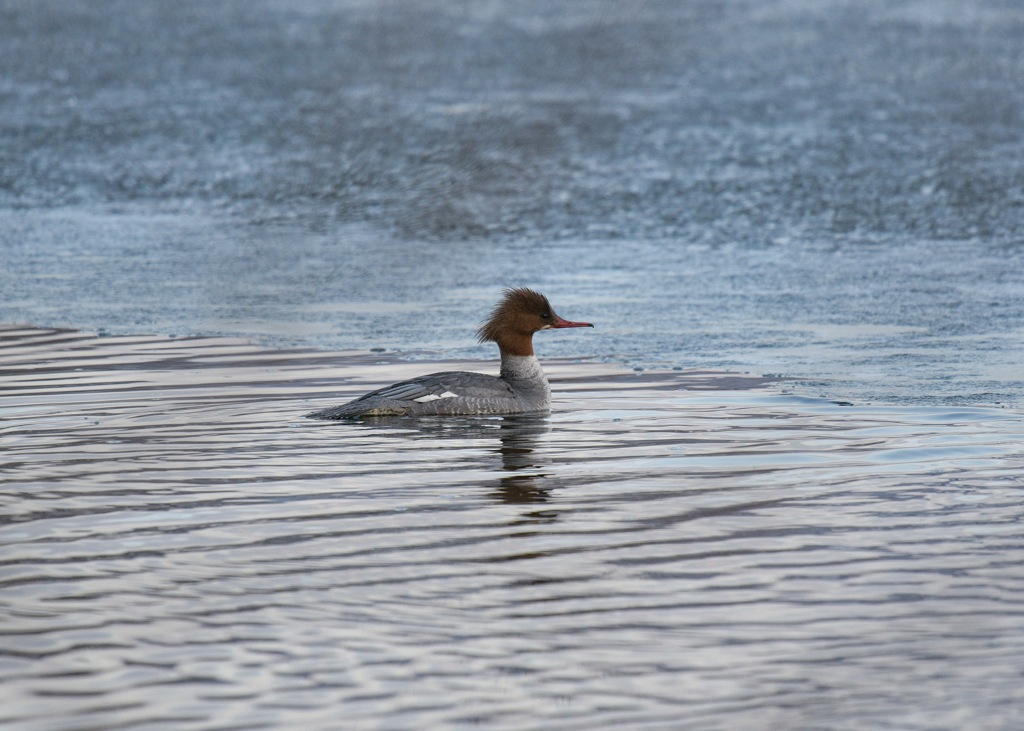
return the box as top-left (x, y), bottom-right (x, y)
top-left (476, 287), bottom-right (593, 356)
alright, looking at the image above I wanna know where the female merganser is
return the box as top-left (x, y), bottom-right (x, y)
top-left (307, 288), bottom-right (593, 418)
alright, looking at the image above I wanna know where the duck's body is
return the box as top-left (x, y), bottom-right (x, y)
top-left (306, 289), bottom-right (592, 419)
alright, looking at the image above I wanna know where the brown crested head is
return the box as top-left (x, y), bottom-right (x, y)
top-left (476, 287), bottom-right (593, 356)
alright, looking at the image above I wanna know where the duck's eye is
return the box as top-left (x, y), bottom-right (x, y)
top-left (540, 312), bottom-right (551, 319)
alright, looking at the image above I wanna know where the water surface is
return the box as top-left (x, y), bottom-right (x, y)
top-left (3, 327), bottom-right (1023, 729)
top-left (3, 1), bottom-right (1024, 727)
top-left (2, 0), bottom-right (1024, 406)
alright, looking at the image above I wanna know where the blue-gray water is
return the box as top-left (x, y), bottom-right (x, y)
top-left (3, 1), bottom-right (1024, 728)
top-left (2, 0), bottom-right (1023, 407)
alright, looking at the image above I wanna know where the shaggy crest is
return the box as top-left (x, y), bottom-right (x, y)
top-left (476, 287), bottom-right (552, 345)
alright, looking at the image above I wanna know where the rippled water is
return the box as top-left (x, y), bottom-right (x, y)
top-left (4, 2), bottom-right (1024, 727)
top-left (3, 326), bottom-right (1024, 730)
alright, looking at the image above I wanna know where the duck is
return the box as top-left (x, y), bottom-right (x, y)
top-left (306, 288), bottom-right (593, 418)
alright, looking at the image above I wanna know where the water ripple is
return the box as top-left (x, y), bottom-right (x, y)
top-left (2, 327), bottom-right (1024, 729)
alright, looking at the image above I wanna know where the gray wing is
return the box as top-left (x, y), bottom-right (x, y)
top-left (356, 371), bottom-right (512, 403)
top-left (307, 371), bottom-right (512, 418)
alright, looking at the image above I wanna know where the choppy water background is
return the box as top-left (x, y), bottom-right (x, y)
top-left (3, 1), bottom-right (1024, 728)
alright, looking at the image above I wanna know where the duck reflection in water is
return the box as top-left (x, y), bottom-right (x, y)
top-left (331, 414), bottom-right (555, 511)
top-left (488, 415), bottom-right (552, 507)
